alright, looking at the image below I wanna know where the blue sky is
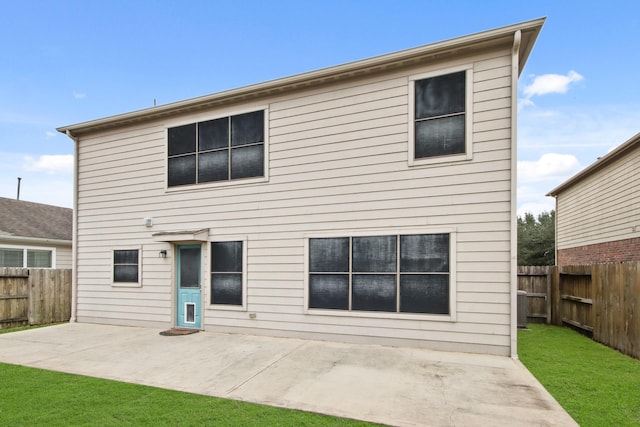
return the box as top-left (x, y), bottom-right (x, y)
top-left (1, 1), bottom-right (639, 214)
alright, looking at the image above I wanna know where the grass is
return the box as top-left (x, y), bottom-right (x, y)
top-left (0, 322), bottom-right (66, 335)
top-left (0, 362), bottom-right (378, 426)
top-left (518, 324), bottom-right (640, 427)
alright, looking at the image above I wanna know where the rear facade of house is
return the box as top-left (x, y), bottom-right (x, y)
top-left (59, 19), bottom-right (543, 356)
top-left (548, 132), bottom-right (640, 266)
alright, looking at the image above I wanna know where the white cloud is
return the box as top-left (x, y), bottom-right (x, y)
top-left (523, 70), bottom-right (584, 97)
top-left (519, 70), bottom-right (584, 109)
top-left (24, 154), bottom-right (74, 174)
top-left (518, 153), bottom-right (581, 184)
top-left (73, 91), bottom-right (86, 100)
top-left (45, 131), bottom-right (56, 138)
top-left (0, 153), bottom-right (72, 207)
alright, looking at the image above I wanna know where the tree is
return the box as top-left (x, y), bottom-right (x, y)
top-left (518, 210), bottom-right (555, 266)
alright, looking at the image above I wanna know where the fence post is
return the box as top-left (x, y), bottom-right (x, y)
top-left (550, 266), bottom-right (562, 326)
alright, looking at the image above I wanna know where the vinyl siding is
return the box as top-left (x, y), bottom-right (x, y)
top-left (74, 49), bottom-right (516, 355)
top-left (556, 145), bottom-right (640, 249)
top-left (55, 245), bottom-right (72, 269)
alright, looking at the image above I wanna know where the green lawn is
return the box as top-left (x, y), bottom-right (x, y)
top-left (518, 324), bottom-right (640, 427)
top-left (0, 363), bottom-right (377, 426)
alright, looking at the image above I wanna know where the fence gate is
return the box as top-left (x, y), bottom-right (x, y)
top-left (552, 265), bottom-right (593, 334)
top-left (517, 266), bottom-right (551, 323)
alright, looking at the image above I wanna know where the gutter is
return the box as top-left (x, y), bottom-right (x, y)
top-left (0, 235), bottom-right (71, 246)
top-left (510, 30), bottom-right (522, 360)
top-left (66, 130), bottom-right (80, 323)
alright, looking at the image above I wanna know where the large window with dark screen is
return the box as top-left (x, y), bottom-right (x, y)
top-left (414, 71), bottom-right (466, 159)
top-left (308, 234), bottom-right (450, 315)
top-left (211, 241), bottom-right (243, 306)
top-left (168, 111), bottom-right (264, 187)
top-left (113, 249), bottom-right (140, 283)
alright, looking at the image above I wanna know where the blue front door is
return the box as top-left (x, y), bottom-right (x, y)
top-left (176, 245), bottom-right (201, 328)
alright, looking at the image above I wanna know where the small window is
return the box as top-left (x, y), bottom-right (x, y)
top-left (0, 248), bottom-right (24, 267)
top-left (0, 247), bottom-right (53, 268)
top-left (414, 71), bottom-right (465, 159)
top-left (211, 241), bottom-right (243, 306)
top-left (409, 67), bottom-right (472, 165)
top-left (113, 249), bottom-right (140, 284)
top-left (27, 249), bottom-right (52, 268)
top-left (308, 233), bottom-right (451, 315)
top-left (168, 111), bottom-right (265, 187)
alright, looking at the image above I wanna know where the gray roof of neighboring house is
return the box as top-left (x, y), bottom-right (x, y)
top-left (0, 197), bottom-right (72, 242)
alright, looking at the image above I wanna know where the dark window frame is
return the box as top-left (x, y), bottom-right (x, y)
top-left (409, 66), bottom-right (472, 166)
top-left (113, 248), bottom-right (140, 285)
top-left (308, 233), bottom-right (451, 315)
top-left (167, 110), bottom-right (266, 188)
top-left (210, 240), bottom-right (246, 308)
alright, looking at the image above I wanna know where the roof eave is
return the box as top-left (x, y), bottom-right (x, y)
top-left (547, 131), bottom-right (640, 197)
top-left (0, 235), bottom-right (72, 246)
top-left (57, 17), bottom-right (545, 136)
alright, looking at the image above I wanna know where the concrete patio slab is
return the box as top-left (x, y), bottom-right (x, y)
top-left (0, 323), bottom-right (577, 426)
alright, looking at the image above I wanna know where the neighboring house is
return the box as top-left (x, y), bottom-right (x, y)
top-left (57, 18), bottom-right (544, 357)
top-left (547, 132), bottom-right (640, 266)
top-left (0, 197), bottom-right (73, 269)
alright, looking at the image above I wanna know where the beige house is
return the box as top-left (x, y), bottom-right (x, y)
top-left (0, 197), bottom-right (72, 269)
top-left (547, 132), bottom-right (640, 265)
top-left (58, 18), bottom-right (544, 357)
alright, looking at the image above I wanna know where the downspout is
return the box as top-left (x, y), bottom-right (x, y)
top-left (553, 196), bottom-right (558, 265)
top-left (510, 30), bottom-right (522, 359)
top-left (66, 130), bottom-right (80, 323)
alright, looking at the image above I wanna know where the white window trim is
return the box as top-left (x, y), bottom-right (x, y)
top-left (164, 106), bottom-right (270, 193)
top-left (303, 227), bottom-right (457, 322)
top-left (0, 244), bottom-right (56, 269)
top-left (206, 235), bottom-right (248, 312)
top-left (408, 64), bottom-right (474, 167)
top-left (111, 246), bottom-right (143, 288)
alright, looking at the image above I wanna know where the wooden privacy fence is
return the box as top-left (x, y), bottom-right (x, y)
top-left (0, 268), bottom-right (72, 330)
top-left (519, 262), bottom-right (640, 360)
top-left (517, 266), bottom-right (551, 323)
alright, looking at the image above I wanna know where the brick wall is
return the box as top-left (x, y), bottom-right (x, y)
top-left (558, 237), bottom-right (640, 265)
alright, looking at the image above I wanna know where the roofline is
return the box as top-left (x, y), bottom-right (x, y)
top-left (0, 235), bottom-right (72, 246)
top-left (547, 131), bottom-right (640, 197)
top-left (58, 17), bottom-right (545, 136)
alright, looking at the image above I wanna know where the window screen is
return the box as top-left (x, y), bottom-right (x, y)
top-left (0, 248), bottom-right (24, 268)
top-left (27, 250), bottom-right (52, 268)
top-left (414, 71), bottom-right (466, 159)
top-left (211, 241), bottom-right (243, 306)
top-left (308, 234), bottom-right (450, 315)
top-left (113, 249), bottom-right (139, 283)
top-left (168, 111), bottom-right (264, 187)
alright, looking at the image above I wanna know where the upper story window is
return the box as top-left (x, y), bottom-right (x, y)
top-left (409, 66), bottom-right (472, 166)
top-left (168, 110), bottom-right (265, 187)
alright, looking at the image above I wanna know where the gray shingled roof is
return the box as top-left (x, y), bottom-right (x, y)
top-left (0, 197), bottom-right (72, 241)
